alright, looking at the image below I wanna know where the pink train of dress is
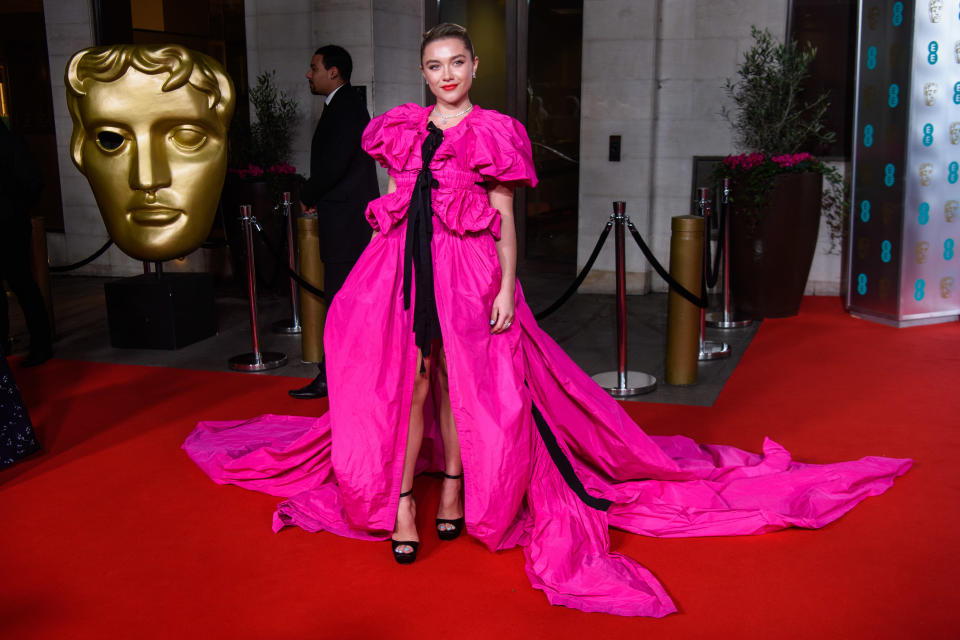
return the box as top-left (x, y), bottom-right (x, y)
top-left (183, 104), bottom-right (911, 617)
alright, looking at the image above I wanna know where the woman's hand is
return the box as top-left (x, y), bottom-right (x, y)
top-left (487, 181), bottom-right (517, 335)
top-left (490, 286), bottom-right (515, 334)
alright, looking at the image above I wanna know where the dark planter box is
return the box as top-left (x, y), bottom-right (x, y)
top-left (730, 171), bottom-right (824, 319)
top-left (104, 273), bottom-right (217, 349)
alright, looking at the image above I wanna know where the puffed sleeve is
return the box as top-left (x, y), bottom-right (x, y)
top-left (466, 111), bottom-right (539, 188)
top-left (361, 103), bottom-right (424, 172)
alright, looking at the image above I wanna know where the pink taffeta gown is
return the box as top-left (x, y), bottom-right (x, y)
top-left (183, 104), bottom-right (911, 617)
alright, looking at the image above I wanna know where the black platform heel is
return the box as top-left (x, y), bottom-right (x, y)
top-left (391, 489), bottom-right (419, 564)
top-left (436, 472), bottom-right (465, 541)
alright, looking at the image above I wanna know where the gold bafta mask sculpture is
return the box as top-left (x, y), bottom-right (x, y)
top-left (946, 200), bottom-right (958, 222)
top-left (929, 0), bottom-right (944, 22)
top-left (950, 123), bottom-right (960, 145)
top-left (915, 241), bottom-right (930, 264)
top-left (940, 277), bottom-right (955, 299)
top-left (923, 82), bottom-right (938, 106)
top-left (919, 163), bottom-right (934, 186)
top-left (66, 45), bottom-right (235, 262)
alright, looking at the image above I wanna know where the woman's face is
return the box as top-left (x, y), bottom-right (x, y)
top-left (421, 38), bottom-right (478, 107)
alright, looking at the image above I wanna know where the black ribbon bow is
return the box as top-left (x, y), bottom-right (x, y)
top-left (403, 122), bottom-right (445, 360)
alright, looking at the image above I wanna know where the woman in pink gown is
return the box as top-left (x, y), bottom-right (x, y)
top-left (184, 24), bottom-right (910, 617)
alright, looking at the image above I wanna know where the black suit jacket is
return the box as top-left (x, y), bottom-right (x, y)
top-left (300, 84), bottom-right (379, 263)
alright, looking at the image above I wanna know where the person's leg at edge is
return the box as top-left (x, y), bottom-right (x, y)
top-left (435, 346), bottom-right (464, 533)
top-left (393, 348), bottom-right (431, 556)
top-left (289, 260), bottom-right (352, 399)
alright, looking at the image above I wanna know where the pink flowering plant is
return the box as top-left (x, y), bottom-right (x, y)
top-left (230, 71), bottom-right (304, 200)
top-left (714, 27), bottom-right (848, 252)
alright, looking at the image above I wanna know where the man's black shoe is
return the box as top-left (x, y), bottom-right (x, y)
top-left (288, 372), bottom-right (328, 399)
top-left (21, 347), bottom-right (53, 368)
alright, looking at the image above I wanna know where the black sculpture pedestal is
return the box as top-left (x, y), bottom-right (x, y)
top-left (104, 273), bottom-right (217, 349)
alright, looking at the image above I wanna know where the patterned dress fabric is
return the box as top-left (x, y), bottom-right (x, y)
top-left (184, 104), bottom-right (911, 617)
top-left (0, 355), bottom-right (39, 469)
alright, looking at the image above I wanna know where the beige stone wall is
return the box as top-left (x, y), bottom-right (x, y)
top-left (577, 0), bottom-right (842, 295)
top-left (43, 0), bottom-right (142, 276)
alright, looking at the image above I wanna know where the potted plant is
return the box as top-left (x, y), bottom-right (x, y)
top-left (222, 71), bottom-right (303, 289)
top-left (714, 26), bottom-right (848, 318)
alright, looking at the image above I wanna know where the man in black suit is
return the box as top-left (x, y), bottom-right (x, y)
top-left (0, 120), bottom-right (52, 366)
top-left (290, 45), bottom-right (379, 399)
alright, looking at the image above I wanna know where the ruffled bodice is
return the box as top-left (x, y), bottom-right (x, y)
top-left (361, 104), bottom-right (538, 240)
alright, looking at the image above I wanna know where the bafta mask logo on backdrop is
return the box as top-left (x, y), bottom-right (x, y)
top-left (863, 85), bottom-right (879, 110)
top-left (885, 122), bottom-right (902, 143)
top-left (940, 277), bottom-right (955, 298)
top-left (951, 122), bottom-right (960, 145)
top-left (915, 241), bottom-right (930, 264)
top-left (882, 202), bottom-right (897, 226)
top-left (946, 200), bottom-right (958, 222)
top-left (929, 0), bottom-right (943, 22)
top-left (857, 237), bottom-right (871, 260)
top-left (923, 82), bottom-right (938, 106)
top-left (878, 277), bottom-right (892, 300)
top-left (858, 162), bottom-right (874, 186)
top-left (889, 43), bottom-right (903, 68)
top-left (955, 41), bottom-right (960, 63)
top-left (867, 6), bottom-right (880, 30)
top-left (919, 163), bottom-right (934, 186)
top-left (66, 45), bottom-right (236, 262)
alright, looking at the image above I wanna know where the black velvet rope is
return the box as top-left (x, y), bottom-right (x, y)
top-left (533, 220), bottom-right (613, 321)
top-left (250, 222), bottom-right (326, 299)
top-left (49, 239), bottom-right (114, 273)
top-left (703, 200), bottom-right (726, 290)
top-left (626, 220), bottom-right (707, 308)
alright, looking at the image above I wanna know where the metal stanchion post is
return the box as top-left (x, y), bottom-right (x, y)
top-left (695, 188), bottom-right (730, 360)
top-left (591, 201), bottom-right (657, 396)
top-left (229, 204), bottom-right (287, 372)
top-left (272, 191), bottom-right (302, 334)
top-left (706, 178), bottom-right (752, 329)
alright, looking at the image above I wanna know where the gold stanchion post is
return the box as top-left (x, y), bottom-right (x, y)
top-left (297, 214), bottom-right (326, 363)
top-left (665, 215), bottom-right (704, 385)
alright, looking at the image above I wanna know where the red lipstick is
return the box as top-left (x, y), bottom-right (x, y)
top-left (441, 84), bottom-right (457, 91)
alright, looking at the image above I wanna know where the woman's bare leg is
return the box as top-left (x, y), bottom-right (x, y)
top-left (435, 347), bottom-right (463, 531)
top-left (393, 350), bottom-right (431, 553)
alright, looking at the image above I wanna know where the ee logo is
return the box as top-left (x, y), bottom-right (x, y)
top-left (949, 162), bottom-right (959, 184)
top-left (860, 200), bottom-right (871, 222)
top-left (892, 2), bottom-right (904, 26)
top-left (864, 124), bottom-right (875, 147)
top-left (881, 240), bottom-right (892, 263)
top-left (919, 202), bottom-right (930, 225)
top-left (945, 239), bottom-right (955, 261)
top-left (857, 273), bottom-right (868, 295)
top-left (867, 46), bottom-right (878, 69)
top-left (928, 41), bottom-right (938, 64)
top-left (915, 279), bottom-right (925, 301)
top-left (922, 123), bottom-right (934, 146)
top-left (884, 163), bottom-right (896, 187)
top-left (888, 83), bottom-right (899, 108)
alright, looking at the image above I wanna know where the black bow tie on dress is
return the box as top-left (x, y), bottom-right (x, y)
top-left (404, 122), bottom-right (445, 361)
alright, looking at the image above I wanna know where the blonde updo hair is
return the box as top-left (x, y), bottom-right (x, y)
top-left (420, 23), bottom-right (475, 62)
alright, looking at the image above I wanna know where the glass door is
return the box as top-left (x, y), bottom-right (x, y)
top-left (427, 0), bottom-right (582, 272)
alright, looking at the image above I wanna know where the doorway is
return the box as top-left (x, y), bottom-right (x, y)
top-left (426, 0), bottom-right (582, 273)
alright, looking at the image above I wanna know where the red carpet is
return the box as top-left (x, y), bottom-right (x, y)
top-left (1, 297), bottom-right (956, 639)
